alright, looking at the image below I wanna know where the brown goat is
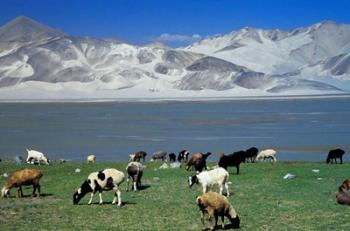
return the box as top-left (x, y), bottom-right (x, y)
top-left (186, 152), bottom-right (211, 172)
top-left (336, 179), bottom-right (350, 205)
top-left (196, 192), bottom-right (240, 230)
top-left (151, 151), bottom-right (167, 161)
top-left (1, 168), bottom-right (43, 198)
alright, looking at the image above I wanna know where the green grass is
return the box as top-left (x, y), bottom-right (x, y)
top-left (1, 161), bottom-right (350, 230)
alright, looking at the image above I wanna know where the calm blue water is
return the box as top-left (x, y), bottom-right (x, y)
top-left (0, 98), bottom-right (349, 161)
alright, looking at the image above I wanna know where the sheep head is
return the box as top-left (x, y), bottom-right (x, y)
top-left (188, 175), bottom-right (199, 188)
top-left (73, 180), bottom-right (92, 204)
top-left (1, 186), bottom-right (9, 198)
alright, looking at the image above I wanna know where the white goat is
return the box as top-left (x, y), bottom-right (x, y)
top-left (86, 154), bottom-right (96, 164)
top-left (189, 167), bottom-right (230, 196)
top-left (26, 149), bottom-right (49, 165)
top-left (73, 168), bottom-right (125, 206)
top-left (256, 149), bottom-right (277, 162)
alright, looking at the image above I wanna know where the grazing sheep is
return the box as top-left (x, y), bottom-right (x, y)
top-left (327, 148), bottom-right (345, 164)
top-left (218, 151), bottom-right (246, 175)
top-left (130, 151), bottom-right (147, 162)
top-left (86, 154), bottom-right (96, 164)
top-left (151, 151), bottom-right (167, 161)
top-left (26, 149), bottom-right (49, 165)
top-left (336, 179), bottom-right (350, 205)
top-left (1, 168), bottom-right (43, 198)
top-left (73, 168), bottom-right (124, 206)
top-left (189, 167), bottom-right (230, 196)
top-left (196, 192), bottom-right (240, 230)
top-left (186, 152), bottom-right (212, 172)
top-left (245, 147), bottom-right (259, 163)
top-left (126, 162), bottom-right (144, 191)
top-left (177, 150), bottom-right (190, 162)
top-left (256, 149), bottom-right (277, 162)
top-left (168, 153), bottom-right (176, 162)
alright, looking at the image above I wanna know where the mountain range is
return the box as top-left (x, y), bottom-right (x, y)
top-left (0, 16), bottom-right (349, 100)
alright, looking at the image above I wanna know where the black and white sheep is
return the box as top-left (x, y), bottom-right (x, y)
top-left (196, 191), bottom-right (240, 230)
top-left (218, 151), bottom-right (246, 175)
top-left (73, 168), bottom-right (124, 206)
top-left (126, 162), bottom-right (144, 191)
top-left (326, 148), bottom-right (345, 164)
top-left (177, 150), bottom-right (190, 162)
top-left (189, 167), bottom-right (230, 196)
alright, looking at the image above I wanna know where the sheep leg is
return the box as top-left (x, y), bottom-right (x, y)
top-left (98, 192), bottom-right (103, 205)
top-left (32, 185), bottom-right (37, 197)
top-left (219, 184), bottom-right (224, 195)
top-left (200, 210), bottom-right (206, 230)
top-left (112, 187), bottom-right (122, 206)
top-left (225, 183), bottom-right (230, 197)
top-left (221, 215), bottom-right (225, 229)
top-left (133, 181), bottom-right (137, 191)
top-left (126, 177), bottom-right (130, 192)
top-left (88, 193), bottom-right (94, 205)
top-left (207, 208), bottom-right (215, 231)
top-left (16, 187), bottom-right (21, 198)
top-left (37, 184), bottom-right (41, 197)
top-left (341, 157), bottom-right (343, 164)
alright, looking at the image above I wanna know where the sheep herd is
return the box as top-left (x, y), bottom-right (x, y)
top-left (1, 147), bottom-right (349, 230)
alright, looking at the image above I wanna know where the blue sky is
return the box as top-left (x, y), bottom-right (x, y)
top-left (1, 0), bottom-right (350, 47)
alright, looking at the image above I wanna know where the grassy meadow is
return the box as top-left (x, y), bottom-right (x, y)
top-left (0, 161), bottom-right (350, 230)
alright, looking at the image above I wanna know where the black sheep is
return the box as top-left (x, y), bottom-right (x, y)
top-left (244, 147), bottom-right (259, 163)
top-left (168, 153), bottom-right (176, 162)
top-left (326, 148), bottom-right (345, 164)
top-left (218, 151), bottom-right (246, 175)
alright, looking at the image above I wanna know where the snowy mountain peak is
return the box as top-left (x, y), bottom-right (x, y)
top-left (0, 15), bottom-right (66, 43)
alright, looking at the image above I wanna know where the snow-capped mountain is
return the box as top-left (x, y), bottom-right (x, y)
top-left (0, 16), bottom-right (349, 100)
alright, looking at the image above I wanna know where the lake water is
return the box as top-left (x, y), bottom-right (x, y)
top-left (0, 97), bottom-right (349, 162)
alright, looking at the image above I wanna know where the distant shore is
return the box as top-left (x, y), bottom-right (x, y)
top-left (0, 93), bottom-right (349, 103)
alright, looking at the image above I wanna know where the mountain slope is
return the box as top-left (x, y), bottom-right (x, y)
top-left (0, 16), bottom-right (349, 100)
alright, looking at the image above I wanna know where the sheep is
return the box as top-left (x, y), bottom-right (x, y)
top-left (168, 153), bottom-right (176, 162)
top-left (86, 154), bottom-right (96, 164)
top-left (196, 192), bottom-right (240, 230)
top-left (73, 168), bottom-right (124, 206)
top-left (186, 152), bottom-right (212, 172)
top-left (177, 150), bottom-right (190, 162)
top-left (245, 147), bottom-right (259, 163)
top-left (126, 162), bottom-right (144, 191)
top-left (26, 149), bottom-right (49, 165)
top-left (1, 168), bottom-right (43, 198)
top-left (326, 148), bottom-right (345, 164)
top-left (130, 151), bottom-right (147, 162)
top-left (151, 151), bottom-right (167, 161)
top-left (188, 167), bottom-right (230, 196)
top-left (218, 151), bottom-right (246, 175)
top-left (336, 179), bottom-right (350, 205)
top-left (256, 149), bottom-right (277, 162)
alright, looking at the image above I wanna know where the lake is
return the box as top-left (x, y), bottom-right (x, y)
top-left (0, 97), bottom-right (349, 161)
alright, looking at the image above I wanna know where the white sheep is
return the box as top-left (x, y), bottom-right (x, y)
top-left (73, 168), bottom-right (125, 206)
top-left (189, 167), bottom-right (230, 196)
top-left (256, 149), bottom-right (277, 162)
top-left (26, 149), bottom-right (49, 165)
top-left (86, 154), bottom-right (96, 164)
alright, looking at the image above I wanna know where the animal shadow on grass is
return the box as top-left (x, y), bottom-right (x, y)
top-left (9, 193), bottom-right (54, 198)
top-left (203, 223), bottom-right (239, 231)
top-left (80, 201), bottom-right (137, 207)
top-left (137, 184), bottom-right (151, 191)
